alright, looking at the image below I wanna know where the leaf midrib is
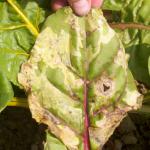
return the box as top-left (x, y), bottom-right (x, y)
top-left (7, 0), bottom-right (39, 37)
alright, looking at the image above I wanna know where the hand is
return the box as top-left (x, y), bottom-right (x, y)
top-left (51, 0), bottom-right (103, 16)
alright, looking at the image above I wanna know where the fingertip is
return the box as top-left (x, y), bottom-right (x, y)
top-left (91, 0), bottom-right (103, 8)
top-left (68, 0), bottom-right (91, 16)
top-left (51, 0), bottom-right (67, 11)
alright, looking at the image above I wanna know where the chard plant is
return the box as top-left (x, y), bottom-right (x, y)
top-left (0, 0), bottom-right (150, 150)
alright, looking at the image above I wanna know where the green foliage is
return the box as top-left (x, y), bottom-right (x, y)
top-left (120, 0), bottom-right (150, 86)
top-left (0, 0), bottom-right (45, 112)
top-left (103, 0), bottom-right (150, 87)
top-left (102, 0), bottom-right (123, 11)
top-left (0, 48), bottom-right (28, 86)
top-left (0, 70), bottom-right (14, 111)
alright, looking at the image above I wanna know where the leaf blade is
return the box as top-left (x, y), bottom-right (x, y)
top-left (19, 7), bottom-right (141, 150)
top-left (7, 0), bottom-right (39, 36)
top-left (0, 70), bottom-right (14, 112)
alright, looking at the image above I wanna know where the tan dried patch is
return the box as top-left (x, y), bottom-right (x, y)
top-left (28, 93), bottom-right (80, 150)
top-left (18, 63), bottom-right (32, 91)
top-left (90, 108), bottom-right (127, 149)
top-left (114, 48), bottom-right (127, 69)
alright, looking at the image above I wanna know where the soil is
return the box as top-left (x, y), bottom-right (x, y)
top-left (103, 114), bottom-right (150, 150)
top-left (0, 107), bottom-right (149, 150)
top-left (0, 107), bottom-right (46, 150)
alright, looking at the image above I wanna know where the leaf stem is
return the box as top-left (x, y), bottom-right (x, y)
top-left (7, 0), bottom-right (39, 37)
top-left (8, 97), bottom-right (28, 108)
top-left (83, 80), bottom-right (90, 150)
top-left (109, 23), bottom-right (150, 30)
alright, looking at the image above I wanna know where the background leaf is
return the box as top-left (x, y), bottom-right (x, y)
top-left (102, 0), bottom-right (123, 11)
top-left (120, 29), bottom-right (150, 87)
top-left (0, 0), bottom-right (46, 111)
top-left (103, 0), bottom-right (150, 87)
top-left (120, 0), bottom-right (150, 86)
top-left (0, 48), bottom-right (28, 86)
top-left (0, 70), bottom-right (14, 112)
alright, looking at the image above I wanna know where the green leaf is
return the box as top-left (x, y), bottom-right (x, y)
top-left (0, 0), bottom-right (45, 86)
top-left (0, 0), bottom-right (45, 52)
top-left (0, 48), bottom-right (27, 110)
top-left (102, 0), bottom-right (123, 11)
top-left (121, 0), bottom-right (150, 25)
top-left (118, 29), bottom-right (150, 86)
top-left (0, 70), bottom-right (14, 112)
top-left (148, 57), bottom-right (150, 76)
top-left (19, 8), bottom-right (141, 149)
top-left (0, 48), bottom-right (28, 86)
top-left (0, 0), bottom-right (45, 110)
top-left (111, 0), bottom-right (150, 86)
top-left (44, 132), bottom-right (67, 150)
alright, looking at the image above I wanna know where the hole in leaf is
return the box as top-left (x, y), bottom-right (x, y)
top-left (103, 83), bottom-right (110, 92)
top-left (95, 76), bottom-right (114, 96)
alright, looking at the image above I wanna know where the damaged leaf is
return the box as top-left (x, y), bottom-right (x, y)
top-left (44, 132), bottom-right (67, 150)
top-left (18, 7), bottom-right (142, 150)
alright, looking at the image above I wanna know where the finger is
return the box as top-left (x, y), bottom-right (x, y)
top-left (91, 0), bottom-right (103, 8)
top-left (51, 0), bottom-right (68, 11)
top-left (68, 0), bottom-right (91, 16)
